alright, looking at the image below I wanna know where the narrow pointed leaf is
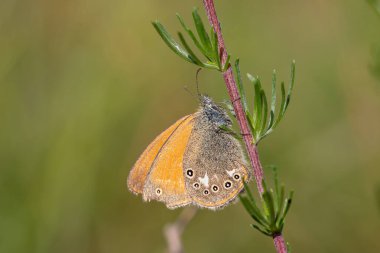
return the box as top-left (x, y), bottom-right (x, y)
top-left (152, 21), bottom-right (195, 64)
top-left (267, 69), bottom-right (277, 130)
top-left (210, 28), bottom-right (221, 67)
top-left (259, 90), bottom-right (268, 139)
top-left (273, 81), bottom-right (286, 128)
top-left (271, 69), bottom-right (277, 114)
top-left (223, 54), bottom-right (231, 71)
top-left (239, 196), bottom-right (267, 226)
top-left (253, 77), bottom-right (263, 133)
top-left (283, 191), bottom-right (294, 218)
top-left (261, 180), bottom-right (270, 217)
top-left (235, 59), bottom-right (248, 113)
top-left (287, 242), bottom-right (292, 253)
top-left (241, 182), bottom-right (268, 225)
top-left (219, 125), bottom-right (241, 140)
top-left (251, 224), bottom-right (272, 236)
top-left (192, 8), bottom-right (212, 57)
top-left (285, 60), bottom-right (296, 110)
top-left (275, 185), bottom-right (285, 224)
top-left (273, 166), bottom-right (280, 208)
top-left (246, 111), bottom-right (256, 140)
top-left (247, 73), bottom-right (261, 128)
top-left (269, 166), bottom-right (279, 213)
top-left (176, 13), bottom-right (209, 58)
top-left (263, 190), bottom-right (276, 226)
top-left (278, 191), bottom-right (294, 228)
top-left (178, 32), bottom-right (204, 66)
top-left (243, 181), bottom-right (254, 203)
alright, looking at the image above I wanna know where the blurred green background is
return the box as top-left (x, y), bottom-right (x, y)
top-left (1, 0), bottom-right (380, 252)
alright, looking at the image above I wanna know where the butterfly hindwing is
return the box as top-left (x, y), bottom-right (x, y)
top-left (183, 113), bottom-right (251, 209)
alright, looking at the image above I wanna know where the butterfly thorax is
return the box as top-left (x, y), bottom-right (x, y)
top-left (200, 95), bottom-right (232, 129)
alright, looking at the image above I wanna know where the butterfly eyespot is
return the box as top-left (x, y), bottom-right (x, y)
top-left (203, 189), bottom-right (210, 195)
top-left (233, 173), bottom-right (241, 181)
top-left (186, 169), bottom-right (194, 178)
top-left (211, 185), bottom-right (219, 192)
top-left (193, 182), bottom-right (200, 189)
top-left (224, 181), bottom-right (232, 189)
top-left (155, 188), bottom-right (162, 196)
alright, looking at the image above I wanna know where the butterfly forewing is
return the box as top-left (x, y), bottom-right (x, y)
top-left (142, 115), bottom-right (195, 209)
top-left (128, 115), bottom-right (192, 195)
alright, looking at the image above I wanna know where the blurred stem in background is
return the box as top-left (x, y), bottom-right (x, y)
top-left (164, 208), bottom-right (198, 253)
top-left (367, 0), bottom-right (380, 16)
top-left (367, 0), bottom-right (380, 82)
top-left (367, 0), bottom-right (380, 218)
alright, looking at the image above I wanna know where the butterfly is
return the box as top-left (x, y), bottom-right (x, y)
top-left (127, 95), bottom-right (251, 210)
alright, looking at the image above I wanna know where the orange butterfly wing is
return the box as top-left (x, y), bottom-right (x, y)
top-left (127, 114), bottom-right (195, 208)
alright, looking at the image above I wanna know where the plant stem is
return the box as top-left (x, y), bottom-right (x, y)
top-left (202, 0), bottom-right (264, 195)
top-left (273, 234), bottom-right (288, 253)
top-left (202, 1), bottom-right (288, 252)
top-left (164, 207), bottom-right (198, 253)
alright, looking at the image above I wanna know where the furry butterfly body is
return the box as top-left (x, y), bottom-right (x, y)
top-left (127, 96), bottom-right (251, 210)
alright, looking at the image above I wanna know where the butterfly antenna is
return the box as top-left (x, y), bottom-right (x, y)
top-left (183, 85), bottom-right (197, 101)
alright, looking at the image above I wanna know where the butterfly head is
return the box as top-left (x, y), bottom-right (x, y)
top-left (200, 95), bottom-right (232, 128)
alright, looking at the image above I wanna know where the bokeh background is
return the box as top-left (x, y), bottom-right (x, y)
top-left (1, 0), bottom-right (380, 252)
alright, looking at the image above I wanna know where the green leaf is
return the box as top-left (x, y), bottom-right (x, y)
top-left (243, 181), bottom-right (255, 203)
top-left (259, 90), bottom-right (268, 140)
top-left (261, 181), bottom-right (271, 219)
top-left (152, 21), bottom-right (195, 64)
top-left (273, 166), bottom-right (280, 206)
top-left (277, 191), bottom-right (294, 229)
top-left (274, 81), bottom-right (286, 128)
top-left (263, 190), bottom-right (276, 227)
top-left (177, 32), bottom-right (204, 67)
top-left (222, 54), bottom-right (231, 71)
top-left (176, 13), bottom-right (209, 59)
top-left (284, 60), bottom-right (296, 110)
top-left (251, 224), bottom-right (272, 236)
top-left (283, 191), bottom-right (294, 218)
top-left (239, 195), bottom-right (267, 226)
top-left (246, 111), bottom-right (256, 140)
top-left (242, 182), bottom-right (267, 224)
top-left (192, 8), bottom-right (212, 58)
top-left (267, 69), bottom-right (277, 130)
top-left (251, 76), bottom-right (263, 136)
top-left (275, 185), bottom-right (285, 225)
top-left (287, 242), bottom-right (292, 253)
top-left (210, 28), bottom-right (221, 68)
top-left (218, 125), bottom-right (241, 140)
top-left (235, 59), bottom-right (248, 113)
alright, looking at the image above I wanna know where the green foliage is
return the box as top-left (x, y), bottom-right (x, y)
top-left (239, 167), bottom-right (294, 237)
top-left (370, 45), bottom-right (380, 81)
top-left (376, 183), bottom-right (380, 214)
top-left (152, 8), bottom-right (230, 71)
top-left (287, 242), bottom-right (292, 253)
top-left (367, 0), bottom-right (380, 16)
top-left (235, 60), bottom-right (296, 144)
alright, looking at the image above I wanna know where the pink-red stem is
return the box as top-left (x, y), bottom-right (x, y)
top-left (202, 0), bottom-right (287, 252)
top-left (202, 0), bottom-right (264, 196)
top-left (273, 234), bottom-right (288, 253)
